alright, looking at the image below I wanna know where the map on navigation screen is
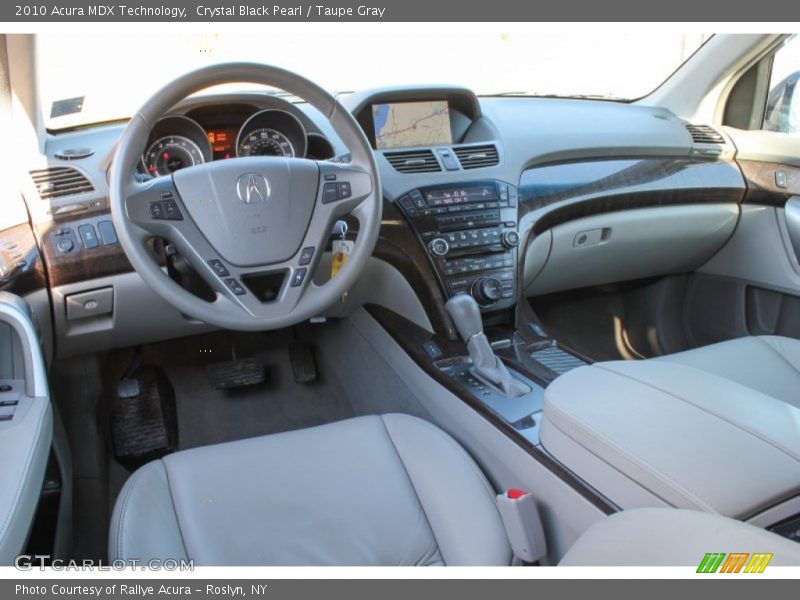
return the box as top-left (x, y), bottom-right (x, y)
top-left (372, 101), bottom-right (452, 149)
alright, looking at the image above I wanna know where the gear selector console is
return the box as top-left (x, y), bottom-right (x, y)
top-left (394, 181), bottom-right (520, 312)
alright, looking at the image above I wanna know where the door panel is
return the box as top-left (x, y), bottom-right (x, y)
top-left (692, 35), bottom-right (800, 345)
top-left (0, 293), bottom-right (52, 564)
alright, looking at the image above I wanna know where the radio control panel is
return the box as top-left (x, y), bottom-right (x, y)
top-left (394, 181), bottom-right (519, 312)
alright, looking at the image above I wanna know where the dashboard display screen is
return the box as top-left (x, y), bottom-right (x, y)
top-left (424, 185), bottom-right (498, 206)
top-left (207, 128), bottom-right (237, 159)
top-left (372, 101), bottom-right (452, 149)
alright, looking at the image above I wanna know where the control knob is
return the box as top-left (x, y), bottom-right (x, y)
top-left (56, 238), bottom-right (75, 253)
top-left (471, 276), bottom-right (503, 306)
top-left (428, 237), bottom-right (450, 257)
top-left (502, 230), bottom-right (521, 248)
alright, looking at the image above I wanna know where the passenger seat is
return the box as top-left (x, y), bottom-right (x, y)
top-left (655, 335), bottom-right (800, 408)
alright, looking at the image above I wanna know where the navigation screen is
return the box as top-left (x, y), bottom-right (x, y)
top-left (372, 101), bottom-right (452, 149)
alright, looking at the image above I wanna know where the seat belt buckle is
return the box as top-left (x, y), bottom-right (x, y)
top-left (496, 489), bottom-right (547, 564)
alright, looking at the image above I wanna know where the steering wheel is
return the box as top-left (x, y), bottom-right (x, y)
top-left (110, 63), bottom-right (381, 331)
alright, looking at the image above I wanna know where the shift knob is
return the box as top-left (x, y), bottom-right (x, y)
top-left (445, 293), bottom-right (484, 342)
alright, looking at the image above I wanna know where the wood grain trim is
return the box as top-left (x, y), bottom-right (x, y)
top-left (738, 159), bottom-right (800, 207)
top-left (520, 158), bottom-right (745, 234)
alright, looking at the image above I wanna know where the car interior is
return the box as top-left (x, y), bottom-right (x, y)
top-left (3, 32), bottom-right (800, 567)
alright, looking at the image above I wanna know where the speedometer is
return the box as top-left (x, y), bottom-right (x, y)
top-left (143, 135), bottom-right (205, 176)
top-left (237, 128), bottom-right (295, 157)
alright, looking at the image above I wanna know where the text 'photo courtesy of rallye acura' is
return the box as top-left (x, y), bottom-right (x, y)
top-left (1, 24), bottom-right (800, 578)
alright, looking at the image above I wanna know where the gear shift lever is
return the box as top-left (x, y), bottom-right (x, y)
top-left (445, 294), bottom-right (531, 397)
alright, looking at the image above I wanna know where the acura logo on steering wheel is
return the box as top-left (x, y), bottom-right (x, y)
top-left (236, 172), bottom-right (271, 204)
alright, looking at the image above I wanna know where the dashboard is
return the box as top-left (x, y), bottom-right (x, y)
top-left (11, 84), bottom-right (747, 356)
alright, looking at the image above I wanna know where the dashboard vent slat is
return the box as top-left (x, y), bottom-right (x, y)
top-left (452, 144), bottom-right (500, 169)
top-left (685, 123), bottom-right (725, 144)
top-left (30, 166), bottom-right (94, 200)
top-left (383, 149), bottom-right (442, 174)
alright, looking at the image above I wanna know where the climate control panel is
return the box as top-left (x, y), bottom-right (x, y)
top-left (394, 181), bottom-right (520, 312)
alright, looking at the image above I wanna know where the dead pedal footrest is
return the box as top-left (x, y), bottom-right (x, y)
top-left (111, 365), bottom-right (178, 471)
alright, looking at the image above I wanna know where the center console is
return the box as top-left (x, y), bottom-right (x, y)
top-left (393, 180), bottom-right (521, 312)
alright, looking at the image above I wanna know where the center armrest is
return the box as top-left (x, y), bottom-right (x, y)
top-left (540, 360), bottom-right (800, 520)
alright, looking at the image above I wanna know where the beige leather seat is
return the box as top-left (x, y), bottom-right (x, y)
top-left (656, 335), bottom-right (800, 409)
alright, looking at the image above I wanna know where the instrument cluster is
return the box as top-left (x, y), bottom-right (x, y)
top-left (140, 108), bottom-right (335, 177)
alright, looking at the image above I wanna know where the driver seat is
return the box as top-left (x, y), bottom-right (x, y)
top-left (109, 414), bottom-right (513, 565)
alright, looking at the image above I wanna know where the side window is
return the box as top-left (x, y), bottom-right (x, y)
top-left (764, 35), bottom-right (800, 134)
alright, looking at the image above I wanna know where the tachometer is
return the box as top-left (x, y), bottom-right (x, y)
top-left (237, 128), bottom-right (295, 157)
top-left (143, 135), bottom-right (205, 176)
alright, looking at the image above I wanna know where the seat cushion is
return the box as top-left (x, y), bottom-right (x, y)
top-left (109, 414), bottom-right (512, 566)
top-left (656, 335), bottom-right (800, 408)
top-left (560, 507), bottom-right (800, 566)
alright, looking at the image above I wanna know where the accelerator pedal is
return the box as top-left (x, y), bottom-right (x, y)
top-left (288, 341), bottom-right (318, 383)
top-left (111, 365), bottom-right (178, 471)
top-left (206, 356), bottom-right (265, 390)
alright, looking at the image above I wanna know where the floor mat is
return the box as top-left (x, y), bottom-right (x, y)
top-left (135, 329), bottom-right (357, 450)
top-left (111, 365), bottom-right (179, 470)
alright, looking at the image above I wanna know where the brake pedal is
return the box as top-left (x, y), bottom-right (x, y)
top-left (206, 356), bottom-right (265, 389)
top-left (288, 341), bottom-right (318, 383)
top-left (117, 346), bottom-right (143, 398)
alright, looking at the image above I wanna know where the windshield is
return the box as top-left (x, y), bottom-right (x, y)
top-left (37, 28), bottom-right (710, 130)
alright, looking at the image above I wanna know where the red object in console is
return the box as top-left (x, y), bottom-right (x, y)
top-left (507, 488), bottom-right (529, 500)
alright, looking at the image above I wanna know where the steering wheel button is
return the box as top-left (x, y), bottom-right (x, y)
top-left (290, 268), bottom-right (307, 287)
top-left (149, 202), bottom-right (165, 219)
top-left (322, 182), bottom-right (339, 204)
top-left (298, 247), bottom-right (315, 266)
top-left (160, 190), bottom-right (174, 199)
top-left (163, 199), bottom-right (184, 220)
top-left (224, 278), bottom-right (246, 295)
top-left (208, 259), bottom-right (229, 277)
top-left (337, 181), bottom-right (352, 200)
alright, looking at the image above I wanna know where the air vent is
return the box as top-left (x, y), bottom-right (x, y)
top-left (453, 144), bottom-right (500, 169)
top-left (685, 123), bottom-right (725, 144)
top-left (383, 149), bottom-right (441, 174)
top-left (29, 166), bottom-right (94, 200)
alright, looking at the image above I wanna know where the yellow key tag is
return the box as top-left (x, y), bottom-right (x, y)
top-left (331, 239), bottom-right (354, 278)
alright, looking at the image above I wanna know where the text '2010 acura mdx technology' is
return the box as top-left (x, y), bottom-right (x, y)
top-left (1, 31), bottom-right (800, 567)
